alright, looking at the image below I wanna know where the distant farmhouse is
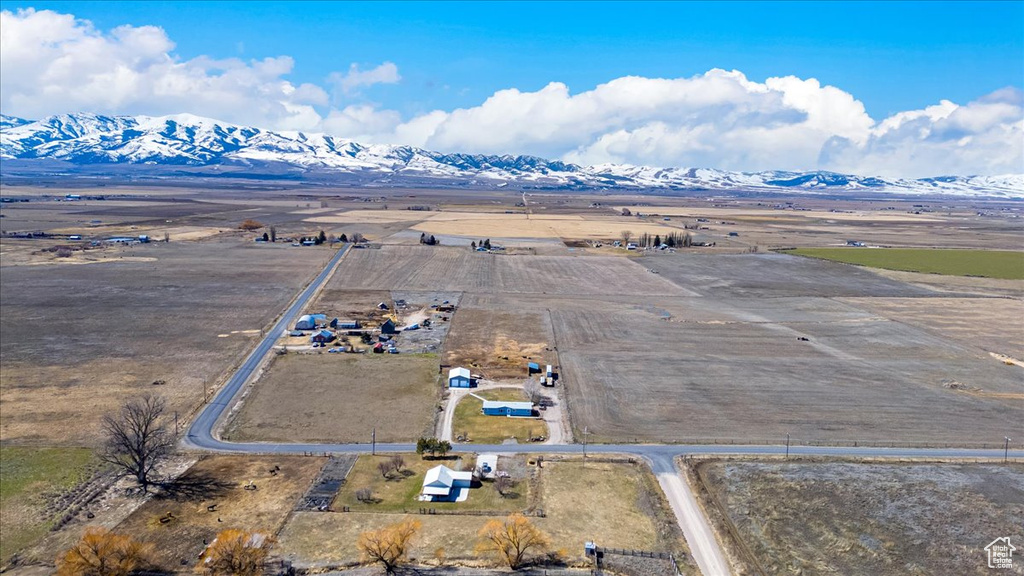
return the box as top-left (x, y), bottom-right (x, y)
top-left (310, 329), bottom-right (334, 344)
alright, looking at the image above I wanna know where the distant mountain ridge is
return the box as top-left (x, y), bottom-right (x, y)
top-left (1, 112), bottom-right (1021, 197)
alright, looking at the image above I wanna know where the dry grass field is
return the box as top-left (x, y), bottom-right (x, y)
top-left (442, 307), bottom-right (554, 379)
top-left (112, 455), bottom-right (324, 572)
top-left (0, 241), bottom-right (329, 445)
top-left (534, 252), bottom-right (1023, 445)
top-left (324, 245), bottom-right (685, 295)
top-left (277, 458), bottom-right (692, 571)
top-left (224, 353), bottom-right (440, 443)
top-left (407, 211), bottom-right (675, 241)
top-left (694, 460), bottom-right (1024, 576)
top-left (841, 297), bottom-right (1024, 360)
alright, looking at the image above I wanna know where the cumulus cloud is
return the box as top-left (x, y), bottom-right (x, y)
top-left (819, 87), bottom-right (1024, 178)
top-left (2, 7), bottom-right (1020, 177)
top-left (0, 8), bottom-right (334, 130)
top-left (328, 62), bottom-right (401, 95)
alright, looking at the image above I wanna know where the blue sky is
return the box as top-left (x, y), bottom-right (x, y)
top-left (1, 1), bottom-right (1022, 176)
top-left (7, 1), bottom-right (1022, 119)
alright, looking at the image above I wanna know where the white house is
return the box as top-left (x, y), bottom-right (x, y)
top-left (448, 367), bottom-right (471, 388)
top-left (420, 465), bottom-right (473, 502)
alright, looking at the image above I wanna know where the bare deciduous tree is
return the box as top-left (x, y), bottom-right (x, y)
top-left (389, 455), bottom-right (405, 473)
top-left (620, 230), bottom-right (633, 244)
top-left (494, 475), bottom-right (515, 497)
top-left (377, 461), bottom-right (393, 479)
top-left (100, 395), bottom-right (174, 492)
top-left (524, 381), bottom-right (543, 404)
top-left (355, 487), bottom-right (374, 502)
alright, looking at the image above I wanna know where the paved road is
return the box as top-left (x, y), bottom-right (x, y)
top-left (185, 244), bottom-right (349, 449)
top-left (183, 241), bottom-right (1023, 576)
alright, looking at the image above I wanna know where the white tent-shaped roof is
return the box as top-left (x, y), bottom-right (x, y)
top-left (421, 464), bottom-right (472, 496)
top-left (448, 367), bottom-right (470, 380)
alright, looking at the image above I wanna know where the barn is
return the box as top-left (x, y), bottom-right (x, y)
top-left (448, 367), bottom-right (472, 388)
top-left (380, 319), bottom-right (398, 334)
top-left (482, 400), bottom-right (533, 417)
top-left (294, 315), bottom-right (316, 330)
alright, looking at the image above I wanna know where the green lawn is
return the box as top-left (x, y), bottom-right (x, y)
top-left (0, 446), bottom-right (97, 562)
top-left (786, 248), bottom-right (1024, 279)
top-left (334, 454), bottom-right (527, 513)
top-left (453, 388), bottom-right (546, 444)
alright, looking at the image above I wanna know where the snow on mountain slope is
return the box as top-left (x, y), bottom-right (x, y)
top-left (1, 113), bottom-right (1021, 197)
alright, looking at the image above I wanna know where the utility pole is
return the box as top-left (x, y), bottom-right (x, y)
top-left (582, 426), bottom-right (588, 468)
top-left (372, 428), bottom-right (376, 456)
top-left (1006, 437), bottom-right (1012, 463)
top-left (786, 433), bottom-right (790, 459)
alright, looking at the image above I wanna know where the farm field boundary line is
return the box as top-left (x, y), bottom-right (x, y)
top-left (184, 244), bottom-right (351, 449)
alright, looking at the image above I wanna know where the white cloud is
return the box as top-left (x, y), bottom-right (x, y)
top-left (0, 8), bottom-right (333, 130)
top-left (819, 87), bottom-right (1024, 178)
top-left (328, 62), bottom-right (401, 95)
top-left (1, 7), bottom-right (1020, 177)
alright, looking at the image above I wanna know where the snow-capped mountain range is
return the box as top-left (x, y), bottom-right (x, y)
top-left (2, 113), bottom-right (1021, 197)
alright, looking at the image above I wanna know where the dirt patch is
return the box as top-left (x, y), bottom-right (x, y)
top-left (443, 308), bottom-right (554, 379)
top-left (225, 353), bottom-right (440, 443)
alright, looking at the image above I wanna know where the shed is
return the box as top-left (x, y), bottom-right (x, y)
top-left (405, 323), bottom-right (420, 331)
top-left (338, 320), bottom-right (360, 329)
top-left (546, 364), bottom-right (553, 378)
top-left (294, 315), bottom-right (316, 330)
top-left (482, 400), bottom-right (533, 417)
top-left (372, 342), bottom-right (385, 353)
top-left (310, 329), bottom-right (334, 344)
top-left (527, 362), bottom-right (540, 374)
top-left (448, 367), bottom-right (472, 388)
top-left (380, 319), bottom-right (398, 334)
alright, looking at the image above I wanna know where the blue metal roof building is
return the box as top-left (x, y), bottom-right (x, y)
top-left (482, 400), bottom-right (533, 417)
